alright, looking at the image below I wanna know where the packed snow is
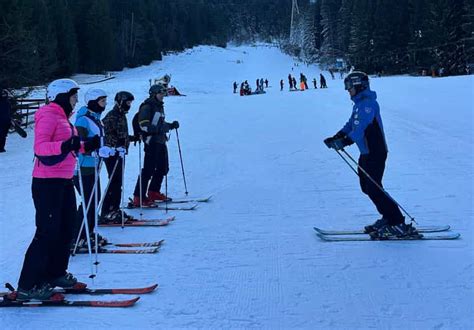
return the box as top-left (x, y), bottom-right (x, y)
top-left (0, 45), bottom-right (473, 328)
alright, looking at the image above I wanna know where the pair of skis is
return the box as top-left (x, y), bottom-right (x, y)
top-left (125, 195), bottom-right (212, 211)
top-left (314, 225), bottom-right (460, 241)
top-left (72, 240), bottom-right (165, 255)
top-left (98, 216), bottom-right (176, 228)
top-left (0, 283), bottom-right (157, 308)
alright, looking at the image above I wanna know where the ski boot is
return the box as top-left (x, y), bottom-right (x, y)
top-left (148, 190), bottom-right (172, 202)
top-left (364, 217), bottom-right (387, 233)
top-left (132, 195), bottom-right (155, 207)
top-left (370, 223), bottom-right (422, 240)
top-left (15, 283), bottom-right (62, 301)
top-left (50, 272), bottom-right (86, 290)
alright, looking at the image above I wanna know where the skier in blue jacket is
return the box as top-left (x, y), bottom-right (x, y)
top-left (324, 72), bottom-right (418, 238)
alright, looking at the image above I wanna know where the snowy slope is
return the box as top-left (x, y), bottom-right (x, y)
top-left (0, 45), bottom-right (472, 329)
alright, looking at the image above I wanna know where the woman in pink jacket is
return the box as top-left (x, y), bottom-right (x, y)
top-left (16, 79), bottom-right (100, 301)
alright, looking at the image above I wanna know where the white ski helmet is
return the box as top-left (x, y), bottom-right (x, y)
top-left (84, 88), bottom-right (107, 104)
top-left (46, 79), bottom-right (80, 102)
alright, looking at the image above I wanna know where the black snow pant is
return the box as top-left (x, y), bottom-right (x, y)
top-left (358, 154), bottom-right (404, 226)
top-left (73, 172), bottom-right (101, 240)
top-left (134, 143), bottom-right (169, 197)
top-left (18, 178), bottom-right (76, 290)
top-left (0, 122), bottom-right (9, 151)
top-left (101, 155), bottom-right (123, 216)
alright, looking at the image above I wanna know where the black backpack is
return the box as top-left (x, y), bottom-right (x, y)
top-left (132, 111), bottom-right (144, 139)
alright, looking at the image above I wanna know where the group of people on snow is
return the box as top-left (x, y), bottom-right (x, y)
top-left (233, 78), bottom-right (269, 96)
top-left (284, 73), bottom-right (327, 91)
top-left (15, 79), bottom-right (179, 301)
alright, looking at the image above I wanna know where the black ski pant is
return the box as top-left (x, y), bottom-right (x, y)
top-left (358, 154), bottom-right (404, 225)
top-left (101, 155), bottom-right (123, 216)
top-left (134, 143), bottom-right (169, 197)
top-left (73, 172), bottom-right (101, 240)
top-left (18, 178), bottom-right (76, 290)
top-left (0, 122), bottom-right (9, 151)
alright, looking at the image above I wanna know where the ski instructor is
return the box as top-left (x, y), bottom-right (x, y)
top-left (16, 79), bottom-right (100, 301)
top-left (323, 71), bottom-right (418, 239)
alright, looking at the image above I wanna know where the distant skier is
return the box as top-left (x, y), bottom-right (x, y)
top-left (265, 79), bottom-right (269, 88)
top-left (320, 74), bottom-right (327, 88)
top-left (292, 77), bottom-right (297, 90)
top-left (288, 74), bottom-right (293, 90)
top-left (329, 68), bottom-right (335, 80)
top-left (323, 72), bottom-right (419, 239)
top-left (233, 81), bottom-right (238, 94)
top-left (280, 79), bottom-right (284, 91)
top-left (256, 79), bottom-right (260, 91)
top-left (312, 78), bottom-right (317, 89)
top-left (260, 78), bottom-right (264, 90)
top-left (0, 87), bottom-right (11, 152)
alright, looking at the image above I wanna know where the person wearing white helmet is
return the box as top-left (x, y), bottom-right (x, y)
top-left (73, 88), bottom-right (111, 248)
top-left (16, 79), bottom-right (100, 301)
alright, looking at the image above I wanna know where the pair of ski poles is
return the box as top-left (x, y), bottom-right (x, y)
top-left (334, 148), bottom-right (415, 223)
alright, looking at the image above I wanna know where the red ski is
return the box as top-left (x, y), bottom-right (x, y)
top-left (99, 218), bottom-right (174, 227)
top-left (1, 284), bottom-right (158, 296)
top-left (108, 239), bottom-right (165, 248)
top-left (0, 296), bottom-right (139, 308)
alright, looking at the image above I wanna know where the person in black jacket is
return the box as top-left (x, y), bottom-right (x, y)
top-left (0, 88), bottom-right (12, 152)
top-left (132, 84), bottom-right (179, 206)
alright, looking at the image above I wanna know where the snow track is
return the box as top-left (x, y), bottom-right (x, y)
top-left (0, 45), bottom-right (472, 328)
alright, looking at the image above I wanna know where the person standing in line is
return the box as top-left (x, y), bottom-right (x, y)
top-left (288, 74), bottom-right (293, 90)
top-left (73, 88), bottom-right (110, 245)
top-left (323, 72), bottom-right (418, 239)
top-left (264, 79), bottom-right (268, 88)
top-left (233, 81), bottom-right (238, 93)
top-left (101, 91), bottom-right (136, 223)
top-left (0, 88), bottom-right (12, 152)
top-left (313, 78), bottom-right (317, 89)
top-left (280, 79), bottom-right (284, 91)
top-left (132, 84), bottom-right (179, 206)
top-left (16, 79), bottom-right (100, 301)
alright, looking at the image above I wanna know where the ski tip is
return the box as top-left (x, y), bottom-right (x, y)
top-left (90, 296), bottom-right (140, 307)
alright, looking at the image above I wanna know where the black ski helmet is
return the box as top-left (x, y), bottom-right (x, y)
top-left (114, 91), bottom-right (134, 112)
top-left (149, 84), bottom-right (167, 96)
top-left (344, 71), bottom-right (369, 94)
top-left (115, 91), bottom-right (134, 104)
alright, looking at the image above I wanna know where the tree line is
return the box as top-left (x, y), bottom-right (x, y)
top-left (288, 0), bottom-right (473, 75)
top-left (1, 0), bottom-right (472, 88)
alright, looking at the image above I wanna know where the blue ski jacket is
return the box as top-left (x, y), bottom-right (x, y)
top-left (74, 106), bottom-right (104, 171)
top-left (340, 89), bottom-right (388, 156)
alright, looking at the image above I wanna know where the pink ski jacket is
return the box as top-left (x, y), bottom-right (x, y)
top-left (32, 102), bottom-right (84, 179)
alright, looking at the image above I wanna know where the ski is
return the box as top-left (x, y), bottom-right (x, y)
top-left (0, 284), bottom-right (158, 296)
top-left (126, 199), bottom-right (198, 211)
top-left (106, 239), bottom-right (164, 248)
top-left (73, 247), bottom-right (159, 254)
top-left (314, 225), bottom-right (450, 236)
top-left (314, 231), bottom-right (461, 242)
top-left (10, 119), bottom-right (27, 138)
top-left (99, 218), bottom-right (174, 227)
top-left (154, 195), bottom-right (213, 204)
top-left (0, 296), bottom-right (139, 308)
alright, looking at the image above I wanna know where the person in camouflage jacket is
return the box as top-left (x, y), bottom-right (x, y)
top-left (101, 91), bottom-right (135, 222)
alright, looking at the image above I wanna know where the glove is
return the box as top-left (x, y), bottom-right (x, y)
top-left (84, 135), bottom-right (101, 152)
top-left (330, 137), bottom-right (346, 150)
top-left (323, 136), bottom-right (335, 148)
top-left (61, 136), bottom-right (81, 154)
top-left (169, 121), bottom-right (179, 130)
top-left (116, 147), bottom-right (126, 158)
top-left (98, 146), bottom-right (115, 158)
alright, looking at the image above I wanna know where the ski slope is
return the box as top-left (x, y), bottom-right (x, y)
top-left (0, 45), bottom-right (473, 328)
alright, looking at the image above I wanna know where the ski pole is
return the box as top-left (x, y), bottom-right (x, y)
top-left (75, 162), bottom-right (96, 279)
top-left (93, 153), bottom-right (100, 271)
top-left (121, 151), bottom-right (126, 228)
top-left (165, 175), bottom-right (168, 213)
top-left (336, 148), bottom-right (415, 222)
top-left (175, 128), bottom-right (188, 195)
top-left (97, 156), bottom-right (120, 215)
top-left (138, 140), bottom-right (143, 220)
